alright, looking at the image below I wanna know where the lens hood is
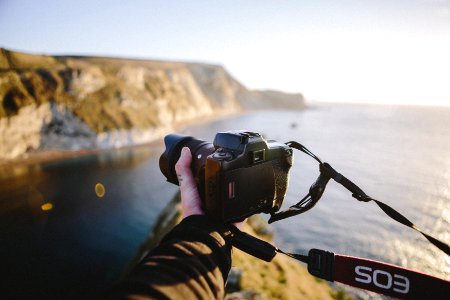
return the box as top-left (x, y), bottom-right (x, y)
top-left (159, 134), bottom-right (194, 184)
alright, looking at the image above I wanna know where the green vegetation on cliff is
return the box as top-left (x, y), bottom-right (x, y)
top-left (127, 193), bottom-right (348, 300)
top-left (0, 48), bottom-right (304, 160)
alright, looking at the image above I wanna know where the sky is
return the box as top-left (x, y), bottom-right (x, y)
top-left (1, 0), bottom-right (450, 106)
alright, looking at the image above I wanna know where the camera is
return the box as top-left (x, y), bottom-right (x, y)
top-left (159, 131), bottom-right (293, 223)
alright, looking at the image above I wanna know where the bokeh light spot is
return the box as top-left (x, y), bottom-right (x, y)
top-left (41, 202), bottom-right (53, 211)
top-left (95, 183), bottom-right (106, 198)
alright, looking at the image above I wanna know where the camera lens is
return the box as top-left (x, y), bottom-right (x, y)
top-left (159, 134), bottom-right (215, 186)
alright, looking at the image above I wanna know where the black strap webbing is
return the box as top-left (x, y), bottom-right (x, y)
top-left (283, 141), bottom-right (450, 257)
top-left (282, 248), bottom-right (450, 299)
top-left (373, 199), bottom-right (450, 256)
top-left (229, 226), bottom-right (450, 299)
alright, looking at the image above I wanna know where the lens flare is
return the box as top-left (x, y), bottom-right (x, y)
top-left (41, 202), bottom-right (53, 211)
top-left (95, 183), bottom-right (106, 198)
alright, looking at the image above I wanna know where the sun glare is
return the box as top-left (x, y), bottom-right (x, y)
top-left (230, 30), bottom-right (450, 106)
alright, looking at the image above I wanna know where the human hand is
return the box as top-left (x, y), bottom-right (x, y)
top-left (175, 147), bottom-right (204, 218)
top-left (175, 147), bottom-right (247, 229)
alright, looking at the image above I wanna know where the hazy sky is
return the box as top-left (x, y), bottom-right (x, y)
top-left (1, 0), bottom-right (449, 105)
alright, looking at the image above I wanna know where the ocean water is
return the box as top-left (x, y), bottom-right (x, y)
top-left (184, 104), bottom-right (450, 283)
top-left (1, 103), bottom-right (449, 298)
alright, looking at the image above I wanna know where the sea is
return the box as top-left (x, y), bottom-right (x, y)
top-left (1, 103), bottom-right (449, 299)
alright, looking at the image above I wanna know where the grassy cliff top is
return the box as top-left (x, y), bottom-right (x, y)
top-left (0, 48), bottom-right (304, 160)
top-left (126, 193), bottom-right (348, 300)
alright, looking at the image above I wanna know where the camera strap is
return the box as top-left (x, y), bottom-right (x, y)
top-left (269, 141), bottom-right (450, 257)
top-left (229, 226), bottom-right (450, 299)
top-left (277, 248), bottom-right (450, 299)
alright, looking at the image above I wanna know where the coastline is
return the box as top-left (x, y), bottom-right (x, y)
top-left (0, 109), bottom-right (251, 170)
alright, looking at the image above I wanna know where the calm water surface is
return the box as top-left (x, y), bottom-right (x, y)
top-left (1, 103), bottom-right (449, 298)
top-left (186, 104), bottom-right (450, 279)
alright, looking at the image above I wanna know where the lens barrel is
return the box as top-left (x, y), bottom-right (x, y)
top-left (159, 134), bottom-right (214, 186)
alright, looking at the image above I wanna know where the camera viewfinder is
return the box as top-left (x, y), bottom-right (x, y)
top-left (252, 150), bottom-right (265, 164)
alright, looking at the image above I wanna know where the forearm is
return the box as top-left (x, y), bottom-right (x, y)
top-left (109, 215), bottom-right (232, 300)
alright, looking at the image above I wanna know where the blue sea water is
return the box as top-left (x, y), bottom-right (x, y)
top-left (185, 104), bottom-right (450, 280)
top-left (1, 103), bottom-right (449, 298)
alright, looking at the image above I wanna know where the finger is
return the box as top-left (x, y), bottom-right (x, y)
top-left (175, 147), bottom-right (197, 191)
top-left (175, 147), bottom-right (203, 217)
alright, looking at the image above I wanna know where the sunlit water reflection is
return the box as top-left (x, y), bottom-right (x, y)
top-left (1, 103), bottom-right (449, 298)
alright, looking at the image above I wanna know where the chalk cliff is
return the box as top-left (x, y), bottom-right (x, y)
top-left (0, 48), bottom-right (304, 160)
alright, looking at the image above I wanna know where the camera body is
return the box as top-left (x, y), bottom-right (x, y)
top-left (160, 131), bottom-right (293, 223)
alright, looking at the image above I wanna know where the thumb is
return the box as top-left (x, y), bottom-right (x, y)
top-left (175, 147), bottom-right (203, 217)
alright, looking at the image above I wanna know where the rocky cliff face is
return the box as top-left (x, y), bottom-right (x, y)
top-left (0, 48), bottom-right (304, 160)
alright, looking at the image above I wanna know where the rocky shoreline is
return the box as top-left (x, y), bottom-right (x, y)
top-left (0, 107), bottom-right (244, 172)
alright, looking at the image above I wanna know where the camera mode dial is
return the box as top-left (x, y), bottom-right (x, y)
top-left (212, 151), bottom-right (233, 161)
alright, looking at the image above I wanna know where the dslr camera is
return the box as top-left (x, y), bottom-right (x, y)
top-left (159, 131), bottom-right (293, 223)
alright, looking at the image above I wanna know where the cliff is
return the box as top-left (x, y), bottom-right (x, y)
top-left (0, 48), bottom-right (305, 160)
top-left (126, 193), bottom-right (345, 300)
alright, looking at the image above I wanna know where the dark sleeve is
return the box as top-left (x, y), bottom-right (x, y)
top-left (107, 215), bottom-right (233, 300)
